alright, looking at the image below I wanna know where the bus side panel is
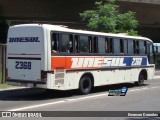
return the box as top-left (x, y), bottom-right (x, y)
top-left (147, 66), bottom-right (155, 80)
top-left (130, 69), bottom-right (139, 82)
top-left (118, 69), bottom-right (131, 83)
top-left (101, 69), bottom-right (131, 85)
top-left (101, 70), bottom-right (115, 85)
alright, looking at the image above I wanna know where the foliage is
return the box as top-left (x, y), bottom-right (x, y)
top-left (80, 0), bottom-right (139, 36)
top-left (0, 18), bottom-right (10, 43)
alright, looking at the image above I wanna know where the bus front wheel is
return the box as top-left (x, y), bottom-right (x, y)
top-left (135, 72), bottom-right (144, 86)
top-left (79, 76), bottom-right (92, 95)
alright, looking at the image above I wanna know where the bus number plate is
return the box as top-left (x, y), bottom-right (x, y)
top-left (15, 61), bottom-right (31, 69)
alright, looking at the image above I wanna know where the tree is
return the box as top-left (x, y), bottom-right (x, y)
top-left (0, 18), bottom-right (10, 43)
top-left (80, 0), bottom-right (139, 36)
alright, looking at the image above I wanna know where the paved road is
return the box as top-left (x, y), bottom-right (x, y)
top-left (0, 78), bottom-right (160, 120)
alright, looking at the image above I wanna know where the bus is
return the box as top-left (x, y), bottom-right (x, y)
top-left (6, 24), bottom-right (155, 94)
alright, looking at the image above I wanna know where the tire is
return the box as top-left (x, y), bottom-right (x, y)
top-left (135, 72), bottom-right (144, 86)
top-left (79, 76), bottom-right (92, 95)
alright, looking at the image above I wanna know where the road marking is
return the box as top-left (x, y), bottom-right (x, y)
top-left (7, 86), bottom-right (159, 111)
top-left (149, 86), bottom-right (159, 89)
top-left (129, 87), bottom-right (148, 92)
top-left (129, 86), bottom-right (159, 92)
top-left (66, 93), bottom-right (108, 102)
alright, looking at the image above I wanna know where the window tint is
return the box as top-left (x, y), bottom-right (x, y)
top-left (139, 41), bottom-right (146, 55)
top-left (94, 37), bottom-right (113, 54)
top-left (136, 41), bottom-right (140, 54)
top-left (75, 35), bottom-right (80, 53)
top-left (133, 40), bottom-right (140, 54)
top-left (109, 38), bottom-right (114, 53)
top-left (69, 35), bottom-right (74, 53)
top-left (98, 37), bottom-right (106, 53)
top-left (93, 37), bottom-right (98, 53)
top-left (123, 39), bottom-right (128, 54)
top-left (147, 42), bottom-right (154, 64)
top-left (120, 39), bottom-right (124, 54)
top-left (59, 34), bottom-right (70, 52)
top-left (51, 33), bottom-right (59, 54)
top-left (128, 39), bottom-right (134, 54)
top-left (106, 38), bottom-right (109, 53)
top-left (88, 36), bottom-right (92, 53)
top-left (144, 41), bottom-right (147, 54)
top-left (113, 38), bottom-right (120, 54)
top-left (51, 32), bottom-right (151, 57)
top-left (79, 36), bottom-right (89, 53)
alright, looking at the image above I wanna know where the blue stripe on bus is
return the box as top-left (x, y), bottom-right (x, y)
top-left (102, 57), bottom-right (147, 67)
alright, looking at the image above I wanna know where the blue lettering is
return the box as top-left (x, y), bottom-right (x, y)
top-left (15, 61), bottom-right (32, 70)
top-left (102, 57), bottom-right (147, 67)
top-left (9, 37), bottom-right (40, 42)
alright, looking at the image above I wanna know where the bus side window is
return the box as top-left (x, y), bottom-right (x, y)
top-left (120, 39), bottom-right (124, 54)
top-left (98, 37), bottom-right (105, 53)
top-left (109, 38), bottom-right (113, 54)
top-left (139, 40), bottom-right (145, 55)
top-left (105, 38), bottom-right (109, 53)
top-left (144, 41), bottom-right (147, 54)
top-left (60, 33), bottom-right (70, 53)
top-left (124, 39), bottom-right (128, 54)
top-left (51, 33), bottom-right (59, 54)
top-left (133, 40), bottom-right (140, 54)
top-left (133, 40), bottom-right (136, 54)
top-left (75, 35), bottom-right (80, 53)
top-left (69, 34), bottom-right (74, 53)
top-left (147, 42), bottom-right (154, 64)
top-left (128, 39), bottom-right (134, 54)
top-left (88, 36), bottom-right (92, 53)
top-left (113, 38), bottom-right (120, 54)
top-left (79, 35), bottom-right (89, 53)
top-left (136, 40), bottom-right (140, 54)
top-left (93, 37), bottom-right (98, 53)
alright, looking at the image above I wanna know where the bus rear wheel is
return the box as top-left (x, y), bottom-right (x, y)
top-left (135, 72), bottom-right (144, 86)
top-left (79, 76), bottom-right (92, 95)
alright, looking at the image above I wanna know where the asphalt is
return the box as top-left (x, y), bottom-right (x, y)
top-left (0, 70), bottom-right (160, 120)
top-left (0, 78), bottom-right (160, 120)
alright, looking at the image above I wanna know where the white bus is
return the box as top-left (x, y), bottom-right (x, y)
top-left (6, 24), bottom-right (155, 94)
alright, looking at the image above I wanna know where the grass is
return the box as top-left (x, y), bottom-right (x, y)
top-left (0, 83), bottom-right (18, 89)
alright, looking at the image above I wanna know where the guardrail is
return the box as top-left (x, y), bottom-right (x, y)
top-left (0, 44), bottom-right (6, 84)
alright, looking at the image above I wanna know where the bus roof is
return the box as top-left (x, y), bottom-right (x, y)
top-left (11, 24), bottom-right (152, 42)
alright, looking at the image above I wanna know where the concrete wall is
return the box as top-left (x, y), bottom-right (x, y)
top-left (0, 0), bottom-right (160, 42)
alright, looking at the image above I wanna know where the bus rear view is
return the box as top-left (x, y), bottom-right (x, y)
top-left (7, 24), bottom-right (46, 87)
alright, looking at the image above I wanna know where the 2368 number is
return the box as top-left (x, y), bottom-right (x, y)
top-left (15, 61), bottom-right (31, 69)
